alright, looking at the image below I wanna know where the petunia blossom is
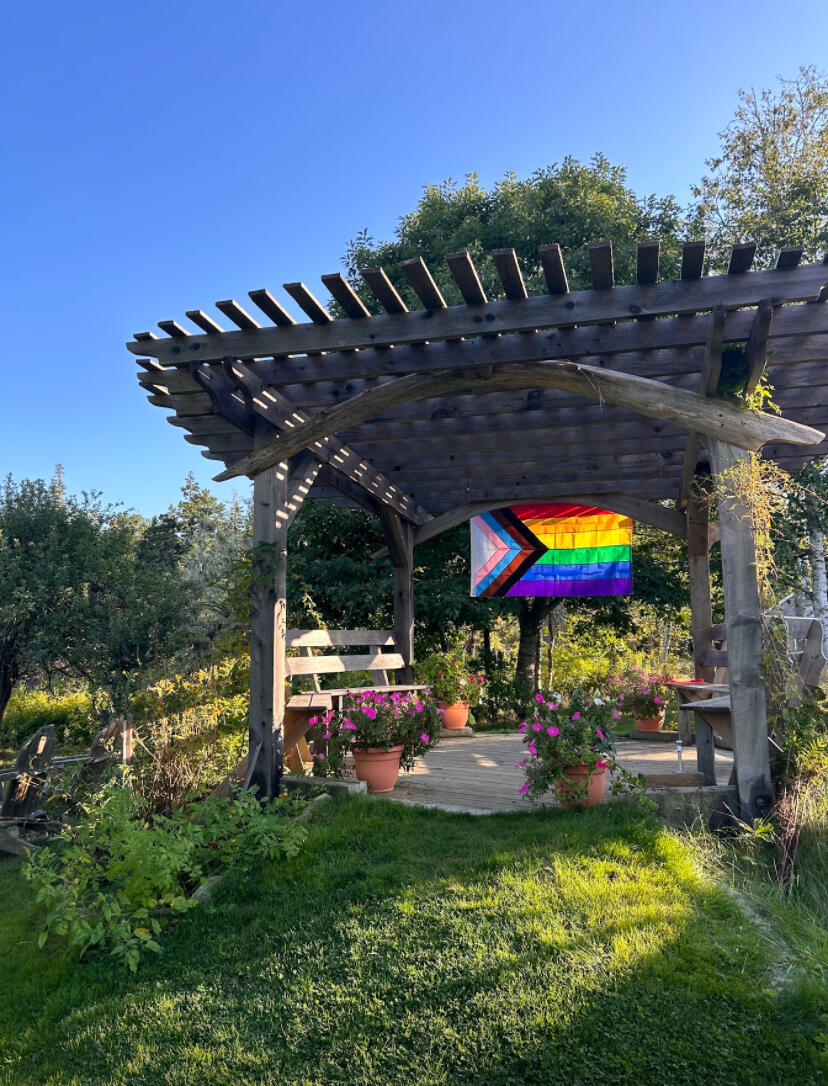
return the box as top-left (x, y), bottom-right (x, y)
top-left (420, 733), bottom-right (430, 744)
top-left (546, 725), bottom-right (559, 737)
top-left (518, 781), bottom-right (529, 795)
top-left (571, 712), bottom-right (581, 720)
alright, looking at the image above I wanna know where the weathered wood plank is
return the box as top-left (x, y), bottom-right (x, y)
top-left (248, 288), bottom-right (296, 326)
top-left (283, 282), bottom-right (332, 324)
top-left (538, 243), bottom-right (569, 293)
top-left (728, 242), bottom-right (757, 275)
top-left (680, 242), bottom-right (705, 280)
top-left (636, 241), bottom-right (660, 285)
top-left (446, 251), bottom-right (488, 305)
top-left (287, 630), bottom-right (395, 648)
top-left (285, 652), bottom-right (405, 676)
top-left (216, 299), bottom-right (260, 330)
top-left (401, 257), bottom-right (446, 309)
top-left (127, 261), bottom-right (828, 365)
top-left (709, 439), bottom-right (773, 820)
top-left (361, 267), bottom-right (408, 314)
top-left (589, 241), bottom-right (614, 290)
top-left (321, 273), bottom-right (371, 319)
top-left (744, 301), bottom-right (774, 395)
top-left (214, 360), bottom-right (824, 481)
top-left (491, 249), bottom-right (528, 300)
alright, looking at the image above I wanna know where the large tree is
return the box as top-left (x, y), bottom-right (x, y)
top-left (338, 157), bottom-right (688, 682)
top-left (692, 66), bottom-right (828, 268)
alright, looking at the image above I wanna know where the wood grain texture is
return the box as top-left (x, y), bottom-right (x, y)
top-left (127, 261), bottom-right (828, 365)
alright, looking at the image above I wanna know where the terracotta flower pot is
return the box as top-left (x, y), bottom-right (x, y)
top-left (352, 745), bottom-right (404, 793)
top-left (635, 710), bottom-right (666, 732)
top-left (554, 764), bottom-right (606, 809)
top-left (437, 700), bottom-right (470, 730)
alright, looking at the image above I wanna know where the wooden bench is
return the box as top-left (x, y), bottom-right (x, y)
top-left (673, 615), bottom-right (826, 785)
top-left (283, 629), bottom-right (427, 773)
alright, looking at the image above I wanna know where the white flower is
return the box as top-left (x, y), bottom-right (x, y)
top-left (593, 697), bottom-right (605, 706)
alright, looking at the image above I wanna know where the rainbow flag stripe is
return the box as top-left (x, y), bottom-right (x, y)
top-left (470, 502), bottom-right (633, 598)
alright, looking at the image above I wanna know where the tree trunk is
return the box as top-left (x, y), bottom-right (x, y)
top-left (515, 599), bottom-right (551, 690)
top-left (0, 655), bottom-right (18, 731)
top-left (808, 525), bottom-right (828, 653)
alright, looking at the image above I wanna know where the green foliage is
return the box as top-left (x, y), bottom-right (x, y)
top-left (692, 65), bottom-right (828, 268)
top-left (416, 651), bottom-right (485, 706)
top-left (2, 688), bottom-right (95, 749)
top-left (517, 688), bottom-right (618, 799)
top-left (311, 690), bottom-right (441, 776)
top-left (129, 658), bottom-right (251, 814)
top-left (612, 668), bottom-right (673, 725)
top-left (24, 779), bottom-right (306, 971)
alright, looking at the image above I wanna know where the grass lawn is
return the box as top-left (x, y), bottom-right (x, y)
top-left (0, 798), bottom-right (824, 1085)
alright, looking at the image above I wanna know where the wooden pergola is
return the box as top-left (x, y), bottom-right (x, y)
top-left (128, 240), bottom-right (828, 820)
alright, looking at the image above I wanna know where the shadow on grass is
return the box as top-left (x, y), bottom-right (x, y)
top-left (0, 798), bottom-right (824, 1085)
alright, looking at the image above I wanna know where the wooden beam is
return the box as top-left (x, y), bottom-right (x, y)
top-left (400, 492), bottom-right (687, 549)
top-left (378, 508), bottom-right (415, 682)
top-left (680, 242), bottom-right (705, 280)
top-left (636, 241), bottom-right (660, 285)
top-left (446, 251), bottom-right (488, 305)
top-left (708, 439), bottom-right (774, 821)
top-left (216, 299), bottom-right (260, 330)
top-left (186, 309), bottom-right (225, 334)
top-left (127, 261), bottom-right (828, 365)
top-left (214, 360), bottom-right (824, 482)
top-left (491, 249), bottom-right (528, 300)
top-left (687, 484), bottom-right (715, 688)
top-left (776, 246), bottom-right (804, 270)
top-left (224, 360), bottom-right (430, 525)
top-left (321, 273), bottom-right (371, 319)
top-left (248, 289), bottom-right (296, 326)
top-left (538, 243), bottom-right (569, 294)
top-left (283, 282), bottom-right (332, 324)
top-left (728, 242), bottom-right (756, 275)
top-left (400, 257), bottom-right (446, 309)
top-left (678, 307), bottom-right (726, 505)
top-left (589, 241), bottom-right (614, 290)
top-left (248, 451), bottom-right (289, 800)
top-left (744, 300), bottom-right (774, 395)
top-left (361, 267), bottom-right (409, 314)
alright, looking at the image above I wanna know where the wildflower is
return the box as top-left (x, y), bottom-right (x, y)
top-left (515, 758), bottom-right (528, 769)
top-left (420, 733), bottom-right (430, 744)
top-left (316, 752), bottom-right (326, 761)
top-left (415, 702), bottom-right (425, 712)
top-left (518, 723), bottom-right (528, 733)
top-left (612, 709), bottom-right (621, 719)
top-left (546, 725), bottom-right (559, 737)
top-left (341, 721), bottom-right (357, 731)
top-left (653, 696), bottom-right (662, 705)
top-left (532, 722), bottom-right (543, 732)
top-left (309, 716), bottom-right (319, 725)
top-left (535, 693), bottom-right (544, 703)
top-left (363, 707), bottom-right (377, 719)
top-left (596, 758), bottom-right (607, 770)
top-left (527, 741), bottom-right (537, 756)
top-left (546, 702), bottom-right (558, 710)
top-left (594, 696), bottom-right (605, 706)
top-left (596, 728), bottom-right (605, 740)
top-left (518, 781), bottom-right (529, 795)
top-left (571, 712), bottom-right (581, 720)
top-left (322, 731), bottom-right (333, 740)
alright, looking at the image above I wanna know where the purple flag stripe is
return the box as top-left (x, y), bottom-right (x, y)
top-left (504, 577), bottom-right (633, 597)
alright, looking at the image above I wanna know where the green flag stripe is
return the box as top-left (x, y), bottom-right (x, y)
top-left (536, 545), bottom-right (631, 566)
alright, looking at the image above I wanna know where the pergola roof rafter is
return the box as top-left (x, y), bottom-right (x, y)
top-left (129, 241), bottom-right (828, 527)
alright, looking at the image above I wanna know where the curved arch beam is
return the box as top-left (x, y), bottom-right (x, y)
top-left (214, 361), bottom-right (824, 483)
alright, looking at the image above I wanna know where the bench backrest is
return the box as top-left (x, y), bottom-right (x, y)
top-left (699, 615), bottom-right (826, 691)
top-left (285, 630), bottom-right (405, 689)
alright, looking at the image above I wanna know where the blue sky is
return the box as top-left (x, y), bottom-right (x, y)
top-left (1, 0), bottom-right (825, 516)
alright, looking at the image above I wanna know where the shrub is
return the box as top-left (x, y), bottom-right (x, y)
top-left (416, 652), bottom-right (485, 706)
top-left (25, 777), bottom-right (306, 971)
top-left (613, 668), bottom-right (672, 726)
top-left (311, 690), bottom-right (441, 777)
top-left (2, 689), bottom-right (95, 749)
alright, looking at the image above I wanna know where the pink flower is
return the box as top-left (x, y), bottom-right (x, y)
top-left (546, 702), bottom-right (558, 710)
top-left (596, 758), bottom-right (607, 770)
top-left (535, 693), bottom-right (544, 703)
top-left (571, 712), bottom-right (581, 720)
top-left (322, 731), bottom-right (332, 740)
top-left (653, 696), bottom-right (662, 705)
top-left (518, 781), bottom-right (529, 795)
top-left (596, 728), bottom-right (605, 740)
top-left (415, 703), bottom-right (424, 712)
top-left (420, 733), bottom-right (430, 744)
top-left (518, 723), bottom-right (528, 733)
top-left (309, 716), bottom-right (319, 725)
top-left (316, 752), bottom-right (326, 761)
top-left (362, 707), bottom-right (377, 719)
top-left (341, 721), bottom-right (357, 731)
top-left (612, 709), bottom-right (621, 719)
top-left (527, 741), bottom-right (537, 756)
top-left (515, 758), bottom-right (528, 769)
top-left (546, 725), bottom-right (559, 737)
top-left (532, 722), bottom-right (543, 732)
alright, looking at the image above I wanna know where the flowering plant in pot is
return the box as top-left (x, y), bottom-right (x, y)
top-left (309, 690), bottom-right (441, 792)
top-left (416, 652), bottom-right (485, 729)
top-left (613, 669), bottom-right (672, 731)
top-left (517, 688), bottom-right (619, 807)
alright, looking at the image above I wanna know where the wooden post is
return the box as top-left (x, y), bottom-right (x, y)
top-left (248, 455), bottom-right (289, 801)
top-left (684, 481), bottom-right (716, 750)
top-left (709, 440), bottom-right (774, 821)
top-left (379, 508), bottom-right (415, 682)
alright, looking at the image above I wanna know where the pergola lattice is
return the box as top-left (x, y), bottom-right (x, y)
top-left (128, 240), bottom-right (828, 819)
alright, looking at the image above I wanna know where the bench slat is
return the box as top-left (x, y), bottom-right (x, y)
top-left (286, 652), bottom-right (405, 677)
top-left (286, 629), bottom-right (395, 648)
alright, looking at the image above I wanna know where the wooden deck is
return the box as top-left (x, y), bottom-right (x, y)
top-left (384, 732), bottom-right (733, 813)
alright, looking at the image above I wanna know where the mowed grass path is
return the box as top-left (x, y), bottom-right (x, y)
top-left (0, 799), bottom-right (824, 1085)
